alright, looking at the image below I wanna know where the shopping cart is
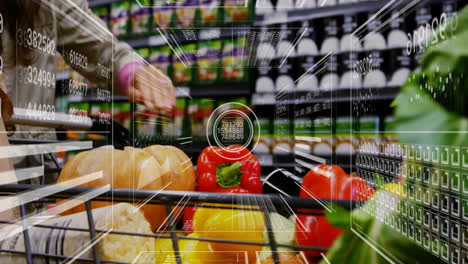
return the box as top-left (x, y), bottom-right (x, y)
top-left (0, 112), bottom-right (355, 264)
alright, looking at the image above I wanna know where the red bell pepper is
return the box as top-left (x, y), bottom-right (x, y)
top-left (196, 145), bottom-right (262, 193)
top-left (183, 145), bottom-right (262, 233)
top-left (295, 165), bottom-right (374, 257)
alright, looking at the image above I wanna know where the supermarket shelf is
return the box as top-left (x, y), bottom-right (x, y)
top-left (88, 0), bottom-right (122, 7)
top-left (125, 27), bottom-right (251, 48)
top-left (255, 0), bottom-right (387, 26)
top-left (178, 83), bottom-right (251, 98)
top-left (68, 95), bottom-right (128, 103)
top-left (254, 0), bottom-right (446, 26)
top-left (252, 87), bottom-right (400, 106)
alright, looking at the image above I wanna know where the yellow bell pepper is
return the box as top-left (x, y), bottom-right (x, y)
top-left (155, 232), bottom-right (225, 264)
top-left (193, 205), bottom-right (265, 263)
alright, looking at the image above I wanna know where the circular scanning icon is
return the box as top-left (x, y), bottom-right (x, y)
top-left (206, 102), bottom-right (260, 160)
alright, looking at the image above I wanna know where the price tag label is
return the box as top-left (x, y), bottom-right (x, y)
top-left (199, 29), bottom-right (221, 40)
top-left (176, 86), bottom-right (191, 98)
top-left (148, 35), bottom-right (166, 46)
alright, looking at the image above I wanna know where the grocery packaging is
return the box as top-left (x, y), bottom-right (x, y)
top-left (319, 17), bottom-right (340, 91)
top-left (275, 23), bottom-right (297, 92)
top-left (273, 117), bottom-right (293, 154)
top-left (135, 47), bottom-right (150, 61)
top-left (176, 0), bottom-right (199, 27)
top-left (173, 43), bottom-right (196, 84)
top-left (224, 0), bottom-right (253, 24)
top-left (222, 37), bottom-right (249, 82)
top-left (253, 117), bottom-right (273, 154)
top-left (296, 21), bottom-right (319, 91)
top-left (199, 98), bottom-right (214, 136)
top-left (134, 103), bottom-right (158, 137)
top-left (296, 165), bottom-right (374, 257)
top-left (130, 2), bottom-right (152, 35)
top-left (57, 146), bottom-right (195, 230)
top-left (0, 203), bottom-right (155, 263)
top-left (149, 46), bottom-right (172, 77)
top-left (335, 116), bottom-right (357, 155)
top-left (110, 2), bottom-right (130, 37)
top-left (363, 12), bottom-right (387, 88)
top-left (153, 0), bottom-right (175, 30)
top-left (312, 117), bottom-right (333, 156)
top-left (199, 0), bottom-right (221, 27)
top-left (172, 98), bottom-right (188, 137)
top-left (293, 117), bottom-right (314, 154)
top-left (255, 26), bottom-right (277, 93)
top-left (112, 102), bottom-right (132, 130)
top-left (196, 40), bottom-right (222, 84)
top-left (91, 6), bottom-right (110, 29)
top-left (387, 10), bottom-right (412, 87)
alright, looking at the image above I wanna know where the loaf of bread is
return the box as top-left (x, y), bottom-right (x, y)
top-left (57, 145), bottom-right (196, 230)
top-left (0, 203), bottom-right (155, 263)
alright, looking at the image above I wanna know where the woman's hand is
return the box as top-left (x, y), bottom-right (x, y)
top-left (126, 65), bottom-right (176, 110)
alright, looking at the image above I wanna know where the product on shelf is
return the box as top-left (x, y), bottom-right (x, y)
top-left (56, 55), bottom-right (69, 72)
top-left (91, 6), bottom-right (110, 27)
top-left (110, 2), bottom-right (130, 37)
top-left (276, 0), bottom-right (295, 12)
top-left (224, 0), bottom-right (253, 23)
top-left (222, 37), bottom-right (249, 82)
top-left (135, 47), bottom-right (150, 61)
top-left (312, 117), bottom-right (333, 156)
top-left (113, 102), bottom-right (132, 130)
top-left (387, 10), bottom-right (412, 86)
top-left (255, 28), bottom-right (277, 93)
top-left (412, 5), bottom-right (434, 69)
top-left (0, 203), bottom-right (156, 263)
top-left (130, 2), bottom-right (152, 35)
top-left (339, 14), bottom-right (362, 89)
top-left (200, 98), bottom-right (214, 136)
top-left (149, 45), bottom-right (172, 77)
top-left (153, 0), bottom-right (175, 30)
top-left (296, 20), bottom-right (319, 91)
top-left (357, 115), bottom-right (381, 154)
top-left (196, 40), bottom-right (222, 84)
top-left (273, 116), bottom-right (293, 154)
top-left (176, 0), bottom-right (199, 27)
top-left (363, 12), bottom-right (387, 88)
top-left (134, 104), bottom-right (158, 136)
top-left (188, 99), bottom-right (203, 137)
top-left (172, 98), bottom-right (188, 137)
top-left (58, 145), bottom-right (196, 231)
top-left (173, 43), bottom-right (196, 84)
top-left (293, 117), bottom-right (314, 154)
top-left (275, 23), bottom-right (297, 92)
top-left (199, 0), bottom-right (221, 26)
top-left (335, 116), bottom-right (357, 155)
top-left (319, 17), bottom-right (340, 91)
top-left (253, 117), bottom-right (273, 154)
top-left (255, 0), bottom-right (274, 15)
